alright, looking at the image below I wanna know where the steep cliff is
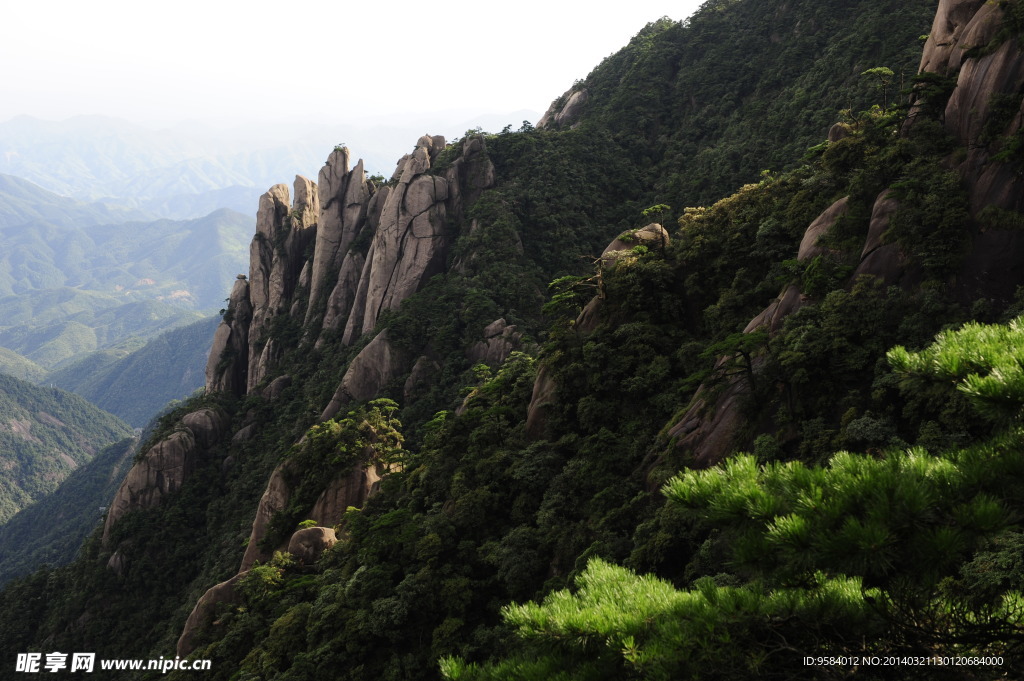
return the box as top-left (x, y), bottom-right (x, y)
top-left (8, 1), bottom-right (1017, 678)
top-left (659, 0), bottom-right (1024, 468)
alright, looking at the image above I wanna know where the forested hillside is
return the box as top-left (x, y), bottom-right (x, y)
top-left (2, 0), bottom-right (1023, 679)
top-left (49, 316), bottom-right (219, 426)
top-left (0, 374), bottom-right (131, 523)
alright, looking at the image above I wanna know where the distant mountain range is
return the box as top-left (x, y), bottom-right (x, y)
top-left (0, 113), bottom-right (539, 219)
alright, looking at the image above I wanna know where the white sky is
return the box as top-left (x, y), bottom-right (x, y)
top-left (1, 0), bottom-right (704, 129)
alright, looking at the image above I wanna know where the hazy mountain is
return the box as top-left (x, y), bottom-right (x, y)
top-left (0, 112), bottom-right (540, 220)
top-left (0, 173), bottom-right (148, 228)
top-left (0, 347), bottom-right (45, 383)
top-left (49, 316), bottom-right (219, 426)
top-left (8, 0), bottom-right (1024, 676)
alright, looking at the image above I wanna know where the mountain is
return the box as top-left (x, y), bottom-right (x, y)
top-left (49, 315), bottom-right (219, 427)
top-left (0, 374), bottom-right (131, 523)
top-left (0, 173), bottom-right (148, 228)
top-left (0, 206), bottom-right (252, 306)
top-left (0, 188), bottom-right (252, 369)
top-left (0, 437), bottom-right (136, 585)
top-left (3, 0), bottom-right (1024, 678)
top-left (0, 348), bottom-right (45, 383)
top-left (0, 113), bottom-right (542, 220)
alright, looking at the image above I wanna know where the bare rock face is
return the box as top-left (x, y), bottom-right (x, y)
top-left (320, 331), bottom-right (410, 421)
top-left (103, 430), bottom-right (197, 544)
top-left (445, 135), bottom-right (496, 222)
top-left (106, 549), bottom-right (128, 578)
top-left (467, 318), bottom-right (524, 366)
top-left (919, 0), bottom-right (990, 74)
top-left (103, 407), bottom-right (231, 544)
top-left (308, 462), bottom-right (384, 526)
top-left (851, 190), bottom-right (911, 287)
top-left (286, 527), bottom-right (338, 565)
top-left (342, 136), bottom-right (450, 345)
top-left (860, 190), bottom-right (900, 260)
top-left (306, 150), bottom-right (370, 326)
top-left (797, 197), bottom-right (848, 261)
top-left (916, 0), bottom-right (1024, 217)
top-left (667, 364), bottom-right (760, 468)
top-left (525, 364), bottom-right (558, 440)
top-left (538, 88), bottom-right (589, 128)
top-left (177, 571), bottom-right (248, 657)
top-left (247, 178), bottom-right (319, 393)
top-left (404, 355), bottom-right (441, 401)
top-left (319, 251), bottom-right (366, 341)
top-left (205, 275), bottom-right (252, 395)
top-left (240, 462), bottom-right (294, 571)
top-left (948, 36), bottom-right (1024, 215)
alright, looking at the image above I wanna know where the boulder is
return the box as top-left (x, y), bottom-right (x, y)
top-left (404, 355), bottom-right (441, 401)
top-left (320, 331), bottom-right (409, 421)
top-left (467, 318), bottom-right (524, 366)
top-left (181, 408), bottom-right (230, 449)
top-left (262, 375), bottom-right (292, 401)
top-left (286, 527), bottom-right (338, 565)
top-left (601, 223), bottom-right (670, 266)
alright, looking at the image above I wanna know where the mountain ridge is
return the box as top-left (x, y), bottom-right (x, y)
top-left (3, 0), bottom-right (1023, 677)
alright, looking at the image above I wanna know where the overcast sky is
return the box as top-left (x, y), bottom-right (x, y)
top-left (1, 0), bottom-right (704, 130)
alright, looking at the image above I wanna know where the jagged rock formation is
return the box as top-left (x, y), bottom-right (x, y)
top-left (341, 135), bottom-right (450, 345)
top-left (305, 148), bottom-right (370, 329)
top-left (205, 275), bottom-right (252, 394)
top-left (206, 134), bottom-right (496, 400)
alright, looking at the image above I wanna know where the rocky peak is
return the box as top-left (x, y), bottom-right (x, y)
top-left (537, 88), bottom-right (589, 129)
top-left (206, 134), bottom-right (495, 397)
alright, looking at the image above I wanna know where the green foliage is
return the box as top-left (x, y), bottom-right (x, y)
top-left (261, 399), bottom-right (406, 550)
top-left (0, 374), bottom-right (131, 523)
top-left (0, 437), bottom-right (136, 584)
top-left (450, 319), bottom-right (1024, 678)
top-left (888, 316), bottom-right (1024, 425)
top-left (48, 315), bottom-right (221, 426)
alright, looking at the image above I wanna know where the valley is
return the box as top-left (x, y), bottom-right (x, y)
top-left (1, 0), bottom-right (1024, 679)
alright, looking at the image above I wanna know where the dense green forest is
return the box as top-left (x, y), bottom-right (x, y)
top-left (0, 437), bottom-right (136, 584)
top-left (49, 315), bottom-right (219, 426)
top-left (2, 0), bottom-right (1023, 679)
top-left (0, 374), bottom-right (131, 523)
